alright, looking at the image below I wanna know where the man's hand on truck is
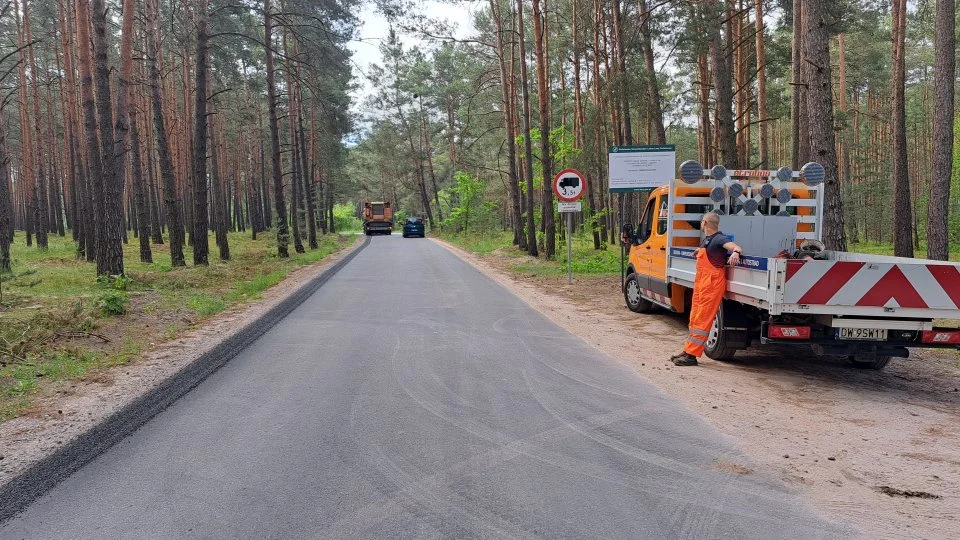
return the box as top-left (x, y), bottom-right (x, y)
top-left (727, 248), bottom-right (741, 266)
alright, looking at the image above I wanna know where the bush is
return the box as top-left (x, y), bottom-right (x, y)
top-left (333, 202), bottom-right (362, 232)
top-left (96, 274), bottom-right (132, 291)
top-left (95, 290), bottom-right (128, 315)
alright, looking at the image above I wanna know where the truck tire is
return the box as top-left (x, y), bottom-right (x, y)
top-left (624, 273), bottom-right (654, 313)
top-left (849, 355), bottom-right (892, 370)
top-left (704, 305), bottom-right (739, 361)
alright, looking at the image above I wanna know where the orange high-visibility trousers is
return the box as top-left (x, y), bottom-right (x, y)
top-left (684, 248), bottom-right (727, 357)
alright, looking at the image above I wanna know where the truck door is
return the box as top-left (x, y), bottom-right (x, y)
top-left (648, 193), bottom-right (669, 289)
top-left (632, 196), bottom-right (657, 289)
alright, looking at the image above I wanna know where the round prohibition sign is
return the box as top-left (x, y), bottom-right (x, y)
top-left (552, 168), bottom-right (587, 202)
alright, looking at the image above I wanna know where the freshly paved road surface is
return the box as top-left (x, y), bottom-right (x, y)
top-left (1, 236), bottom-right (846, 538)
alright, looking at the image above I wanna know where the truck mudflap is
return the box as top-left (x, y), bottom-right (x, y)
top-left (777, 258), bottom-right (960, 319)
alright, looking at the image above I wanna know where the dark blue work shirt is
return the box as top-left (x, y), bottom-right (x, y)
top-left (701, 232), bottom-right (732, 268)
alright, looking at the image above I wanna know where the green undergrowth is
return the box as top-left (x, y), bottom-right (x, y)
top-left (440, 230), bottom-right (622, 276)
top-left (849, 242), bottom-right (960, 261)
top-left (439, 230), bottom-right (513, 255)
top-left (442, 231), bottom-right (960, 273)
top-left (0, 231), bottom-right (353, 421)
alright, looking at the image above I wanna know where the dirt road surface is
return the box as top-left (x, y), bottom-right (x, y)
top-left (437, 240), bottom-right (960, 540)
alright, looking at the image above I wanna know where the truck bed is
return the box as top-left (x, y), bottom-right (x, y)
top-left (668, 249), bottom-right (960, 320)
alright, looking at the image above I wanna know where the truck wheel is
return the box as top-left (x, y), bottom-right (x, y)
top-left (704, 306), bottom-right (739, 361)
top-left (849, 355), bottom-right (891, 370)
top-left (624, 274), bottom-right (654, 313)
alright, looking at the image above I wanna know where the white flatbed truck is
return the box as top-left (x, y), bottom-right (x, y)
top-left (623, 161), bottom-right (960, 370)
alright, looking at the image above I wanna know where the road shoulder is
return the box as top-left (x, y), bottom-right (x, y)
top-left (433, 237), bottom-right (960, 539)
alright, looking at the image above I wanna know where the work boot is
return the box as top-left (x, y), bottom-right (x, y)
top-left (670, 352), bottom-right (698, 366)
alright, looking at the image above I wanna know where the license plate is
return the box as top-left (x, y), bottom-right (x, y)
top-left (836, 327), bottom-right (888, 341)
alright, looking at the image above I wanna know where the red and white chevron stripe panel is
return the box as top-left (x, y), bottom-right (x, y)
top-left (783, 261), bottom-right (960, 309)
top-left (641, 288), bottom-right (671, 307)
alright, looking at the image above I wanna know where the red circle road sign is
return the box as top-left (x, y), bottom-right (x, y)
top-left (552, 169), bottom-right (587, 202)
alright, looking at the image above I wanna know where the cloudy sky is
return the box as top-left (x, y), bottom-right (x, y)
top-left (347, 1), bottom-right (477, 113)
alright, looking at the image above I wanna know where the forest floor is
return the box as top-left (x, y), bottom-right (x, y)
top-left (435, 237), bottom-right (960, 540)
top-left (0, 232), bottom-right (355, 422)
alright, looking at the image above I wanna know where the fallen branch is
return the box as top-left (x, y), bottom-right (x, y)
top-left (54, 331), bottom-right (111, 343)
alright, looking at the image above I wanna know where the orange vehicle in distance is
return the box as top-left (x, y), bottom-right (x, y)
top-left (363, 201), bottom-right (393, 235)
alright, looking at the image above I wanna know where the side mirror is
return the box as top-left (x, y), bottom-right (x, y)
top-left (620, 223), bottom-right (634, 245)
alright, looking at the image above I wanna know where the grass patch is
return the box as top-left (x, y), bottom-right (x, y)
top-left (511, 246), bottom-right (621, 277)
top-left (440, 230), bottom-right (622, 277)
top-left (0, 230), bottom-right (353, 422)
top-left (188, 295), bottom-right (227, 317)
top-left (849, 242), bottom-right (960, 261)
top-left (439, 230), bottom-right (514, 255)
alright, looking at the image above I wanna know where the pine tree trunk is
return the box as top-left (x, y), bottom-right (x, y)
top-left (14, 0), bottom-right (35, 249)
top-left (146, 0), bottom-right (184, 265)
top-left (210, 115), bottom-right (230, 260)
top-left (891, 0), bottom-right (913, 257)
top-left (265, 0), bottom-right (289, 257)
top-left (610, 0), bottom-right (631, 145)
top-left (130, 103), bottom-right (152, 263)
top-left (516, 0), bottom-right (538, 256)
top-left (422, 110), bottom-right (443, 227)
top-left (638, 0), bottom-right (666, 144)
top-left (927, 0), bottom-right (955, 260)
top-left (91, 0), bottom-right (127, 275)
top-left (23, 1), bottom-right (49, 249)
top-left (57, 0), bottom-right (80, 246)
top-left (532, 0), bottom-right (554, 258)
top-left (696, 52), bottom-right (712, 165)
top-left (754, 0), bottom-right (769, 167)
top-left (571, 0), bottom-right (598, 249)
top-left (297, 100), bottom-right (318, 249)
top-left (705, 0), bottom-right (737, 168)
top-left (803, 0), bottom-right (845, 251)
top-left (838, 34), bottom-right (857, 243)
top-left (501, 3), bottom-right (524, 249)
top-left (790, 1), bottom-right (804, 168)
top-left (191, 0), bottom-right (210, 265)
top-left (0, 106), bottom-right (11, 273)
top-left (146, 104), bottom-right (164, 244)
top-left (75, 0), bottom-right (106, 268)
top-left (289, 105), bottom-right (305, 254)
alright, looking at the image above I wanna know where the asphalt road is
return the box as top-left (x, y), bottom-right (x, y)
top-left (1, 236), bottom-right (847, 539)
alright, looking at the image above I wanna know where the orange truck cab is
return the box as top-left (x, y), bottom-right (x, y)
top-left (623, 185), bottom-right (689, 313)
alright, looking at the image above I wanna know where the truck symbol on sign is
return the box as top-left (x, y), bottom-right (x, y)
top-left (559, 176), bottom-right (580, 196)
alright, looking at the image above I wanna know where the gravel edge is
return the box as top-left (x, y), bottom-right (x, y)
top-left (0, 235), bottom-right (370, 522)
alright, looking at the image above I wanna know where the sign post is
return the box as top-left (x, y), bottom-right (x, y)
top-left (608, 145), bottom-right (677, 289)
top-left (553, 169), bottom-right (587, 284)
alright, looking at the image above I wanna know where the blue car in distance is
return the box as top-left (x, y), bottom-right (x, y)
top-left (402, 216), bottom-right (425, 238)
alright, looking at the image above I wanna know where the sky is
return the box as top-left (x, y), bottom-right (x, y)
top-left (347, 1), bottom-right (477, 115)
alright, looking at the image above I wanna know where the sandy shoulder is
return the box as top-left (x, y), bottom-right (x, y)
top-left (434, 238), bottom-right (960, 540)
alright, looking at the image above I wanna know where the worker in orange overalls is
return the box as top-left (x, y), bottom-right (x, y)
top-left (670, 212), bottom-right (743, 366)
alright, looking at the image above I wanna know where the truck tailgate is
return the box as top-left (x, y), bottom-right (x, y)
top-left (777, 256), bottom-right (960, 318)
top-left (669, 248), bottom-right (778, 309)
